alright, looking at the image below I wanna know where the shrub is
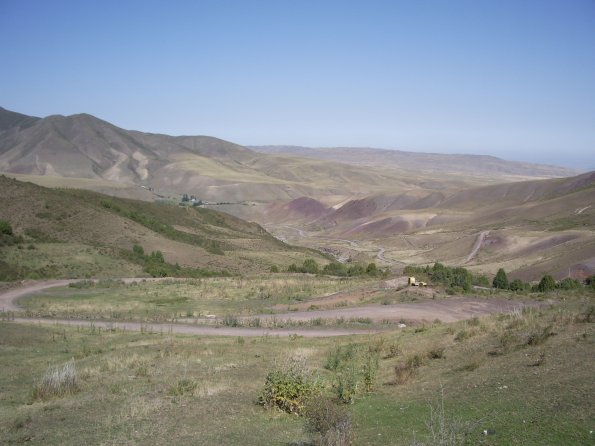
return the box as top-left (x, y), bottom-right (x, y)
top-left (454, 329), bottom-right (470, 342)
top-left (168, 378), bottom-right (198, 396)
top-left (302, 259), bottom-right (320, 274)
top-left (258, 356), bottom-right (322, 414)
top-left (509, 278), bottom-right (526, 292)
top-left (305, 397), bottom-right (353, 446)
top-left (527, 324), bottom-right (554, 346)
top-left (327, 344), bottom-right (380, 403)
top-left (32, 359), bottom-right (78, 400)
top-left (427, 347), bottom-right (445, 359)
top-left (0, 219), bottom-right (13, 235)
top-left (366, 262), bottom-right (378, 275)
top-left (270, 265), bottom-right (279, 273)
top-left (575, 305), bottom-right (594, 323)
top-left (393, 362), bottom-right (417, 385)
top-left (557, 277), bottom-right (581, 290)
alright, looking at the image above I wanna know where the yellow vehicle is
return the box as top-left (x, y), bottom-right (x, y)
top-left (408, 277), bottom-right (427, 287)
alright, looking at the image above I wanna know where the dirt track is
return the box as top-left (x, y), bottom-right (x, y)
top-left (465, 231), bottom-right (489, 263)
top-left (0, 278), bottom-right (543, 337)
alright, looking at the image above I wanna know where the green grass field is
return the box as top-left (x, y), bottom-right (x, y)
top-left (1, 292), bottom-right (593, 445)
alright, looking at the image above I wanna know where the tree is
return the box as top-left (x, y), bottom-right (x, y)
top-left (492, 268), bottom-right (509, 289)
top-left (537, 274), bottom-right (556, 292)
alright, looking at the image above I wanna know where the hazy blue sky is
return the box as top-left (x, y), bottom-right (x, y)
top-left (1, 0), bottom-right (594, 168)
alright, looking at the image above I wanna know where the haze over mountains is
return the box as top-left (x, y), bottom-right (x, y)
top-left (251, 145), bottom-right (580, 179)
top-left (1, 106), bottom-right (593, 281)
top-left (0, 107), bottom-right (580, 203)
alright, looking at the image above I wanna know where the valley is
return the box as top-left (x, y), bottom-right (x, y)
top-left (1, 106), bottom-right (594, 446)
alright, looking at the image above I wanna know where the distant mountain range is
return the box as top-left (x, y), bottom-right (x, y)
top-left (250, 145), bottom-right (580, 178)
top-left (0, 107), bottom-right (580, 204)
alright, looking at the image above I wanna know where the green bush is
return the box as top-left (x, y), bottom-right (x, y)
top-left (326, 344), bottom-right (379, 403)
top-left (0, 219), bottom-right (13, 235)
top-left (557, 277), bottom-right (581, 290)
top-left (509, 278), bottom-right (527, 291)
top-left (258, 357), bottom-right (322, 415)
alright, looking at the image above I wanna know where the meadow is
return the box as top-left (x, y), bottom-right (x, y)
top-left (18, 275), bottom-right (378, 322)
top-left (1, 291), bottom-right (592, 445)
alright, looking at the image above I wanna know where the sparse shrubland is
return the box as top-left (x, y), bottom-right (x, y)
top-left (124, 243), bottom-right (228, 278)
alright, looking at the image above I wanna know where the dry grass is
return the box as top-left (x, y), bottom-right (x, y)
top-left (31, 359), bottom-right (78, 400)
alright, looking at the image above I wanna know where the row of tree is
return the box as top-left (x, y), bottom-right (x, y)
top-left (404, 263), bottom-right (592, 293)
top-left (492, 268), bottom-right (586, 292)
top-left (283, 259), bottom-right (388, 278)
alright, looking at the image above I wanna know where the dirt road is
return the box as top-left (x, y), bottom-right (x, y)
top-left (11, 317), bottom-right (375, 338)
top-left (244, 297), bottom-right (540, 324)
top-left (1, 278), bottom-right (543, 337)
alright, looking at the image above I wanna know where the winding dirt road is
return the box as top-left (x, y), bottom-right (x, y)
top-left (1, 278), bottom-right (542, 337)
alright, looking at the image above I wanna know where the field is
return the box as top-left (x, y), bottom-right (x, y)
top-left (18, 275), bottom-right (377, 322)
top-left (1, 291), bottom-right (593, 445)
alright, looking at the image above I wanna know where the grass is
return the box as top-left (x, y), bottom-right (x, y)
top-left (0, 242), bottom-right (145, 280)
top-left (20, 275), bottom-right (375, 321)
top-left (0, 292), bottom-right (593, 445)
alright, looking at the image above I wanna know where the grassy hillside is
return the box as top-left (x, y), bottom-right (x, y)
top-left (0, 176), bottom-right (327, 280)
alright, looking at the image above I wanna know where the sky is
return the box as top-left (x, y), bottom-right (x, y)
top-left (1, 0), bottom-right (594, 169)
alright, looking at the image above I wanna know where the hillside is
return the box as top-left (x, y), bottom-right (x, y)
top-left (260, 172), bottom-right (595, 281)
top-left (1, 107), bottom-right (577, 207)
top-left (251, 145), bottom-right (580, 179)
top-left (0, 108), bottom-right (459, 203)
top-left (0, 176), bottom-right (327, 280)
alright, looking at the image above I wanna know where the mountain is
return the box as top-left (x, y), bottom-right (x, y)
top-left (250, 145), bottom-right (580, 179)
top-left (0, 106), bottom-right (40, 133)
top-left (0, 108), bottom-right (577, 206)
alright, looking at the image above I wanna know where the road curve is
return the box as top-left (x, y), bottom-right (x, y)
top-left (0, 279), bottom-right (378, 337)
